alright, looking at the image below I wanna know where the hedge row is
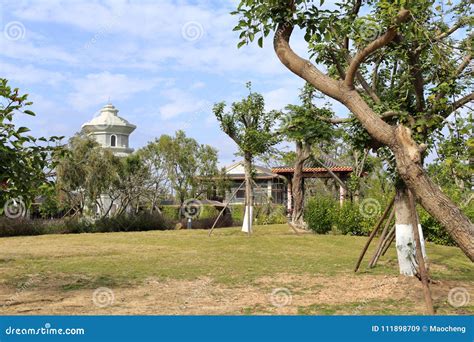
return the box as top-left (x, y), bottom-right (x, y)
top-left (0, 204), bottom-right (289, 237)
top-left (160, 204), bottom-right (287, 226)
top-left (303, 196), bottom-right (472, 246)
top-left (304, 197), bottom-right (378, 236)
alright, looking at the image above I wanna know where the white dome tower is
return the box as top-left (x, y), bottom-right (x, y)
top-left (81, 103), bottom-right (136, 157)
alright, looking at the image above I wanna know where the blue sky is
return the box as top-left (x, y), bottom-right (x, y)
top-left (0, 0), bottom-right (350, 165)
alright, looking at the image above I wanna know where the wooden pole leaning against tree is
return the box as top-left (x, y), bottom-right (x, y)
top-left (354, 195), bottom-right (395, 272)
top-left (408, 190), bottom-right (435, 314)
top-left (371, 225), bottom-right (395, 267)
top-left (208, 181), bottom-right (245, 237)
top-left (381, 228), bottom-right (396, 257)
top-left (369, 207), bottom-right (395, 268)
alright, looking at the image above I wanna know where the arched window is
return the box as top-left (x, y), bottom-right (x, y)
top-left (110, 135), bottom-right (117, 147)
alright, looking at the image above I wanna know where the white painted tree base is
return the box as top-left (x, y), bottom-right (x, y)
top-left (241, 205), bottom-right (253, 234)
top-left (395, 224), bottom-right (427, 276)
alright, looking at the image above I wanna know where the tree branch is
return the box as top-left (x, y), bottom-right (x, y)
top-left (315, 110), bottom-right (402, 124)
top-left (273, 21), bottom-right (343, 102)
top-left (434, 18), bottom-right (468, 41)
top-left (445, 92), bottom-right (474, 117)
top-left (345, 9), bottom-right (411, 89)
top-left (343, 0), bottom-right (362, 50)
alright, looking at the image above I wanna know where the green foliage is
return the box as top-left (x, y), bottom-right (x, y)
top-left (254, 204), bottom-right (287, 225)
top-left (213, 82), bottom-right (281, 160)
top-left (304, 197), bottom-right (336, 234)
top-left (91, 213), bottom-right (171, 233)
top-left (199, 205), bottom-right (219, 219)
top-left (334, 201), bottom-right (365, 236)
top-left (0, 79), bottom-right (63, 212)
top-left (229, 204), bottom-right (287, 225)
top-left (0, 213), bottom-right (172, 237)
top-left (55, 134), bottom-right (123, 217)
top-left (142, 131), bottom-right (219, 205)
top-left (418, 208), bottom-right (455, 246)
top-left (0, 218), bottom-right (56, 237)
top-left (304, 195), bottom-right (461, 245)
top-left (160, 205), bottom-right (179, 221)
top-left (282, 83), bottom-right (335, 144)
top-left (230, 204), bottom-right (246, 222)
top-left (161, 205), bottom-right (220, 221)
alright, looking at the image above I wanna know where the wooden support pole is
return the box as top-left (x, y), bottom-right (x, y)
top-left (208, 181), bottom-right (245, 237)
top-left (381, 228), bottom-right (395, 256)
top-left (369, 207), bottom-right (395, 268)
top-left (371, 225), bottom-right (395, 267)
top-left (354, 195), bottom-right (395, 273)
top-left (408, 190), bottom-right (435, 314)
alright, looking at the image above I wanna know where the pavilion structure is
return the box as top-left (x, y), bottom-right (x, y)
top-left (271, 166), bottom-right (353, 210)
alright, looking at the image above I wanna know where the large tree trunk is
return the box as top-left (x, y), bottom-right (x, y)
top-left (291, 141), bottom-right (311, 229)
top-left (242, 153), bottom-right (253, 234)
top-left (273, 24), bottom-right (474, 261)
top-left (394, 183), bottom-right (427, 276)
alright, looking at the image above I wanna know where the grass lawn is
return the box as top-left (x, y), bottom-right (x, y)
top-left (0, 224), bottom-right (472, 315)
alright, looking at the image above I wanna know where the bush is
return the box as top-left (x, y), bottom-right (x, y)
top-left (0, 218), bottom-right (46, 237)
top-left (91, 213), bottom-right (171, 233)
top-left (304, 197), bottom-right (336, 234)
top-left (199, 205), bottom-right (219, 219)
top-left (179, 214), bottom-right (234, 229)
top-left (230, 204), bottom-right (245, 224)
top-left (255, 204), bottom-right (287, 225)
top-left (160, 206), bottom-right (179, 221)
top-left (418, 208), bottom-right (455, 246)
top-left (334, 201), bottom-right (365, 236)
top-left (0, 213), bottom-right (172, 237)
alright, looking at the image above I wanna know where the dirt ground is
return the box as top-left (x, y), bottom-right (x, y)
top-left (1, 273), bottom-right (472, 315)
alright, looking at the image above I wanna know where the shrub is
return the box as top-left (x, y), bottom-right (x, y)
top-left (230, 204), bottom-right (245, 224)
top-left (160, 206), bottom-right (179, 220)
top-left (255, 205), bottom-right (287, 225)
top-left (334, 201), bottom-right (365, 236)
top-left (199, 205), bottom-right (219, 219)
top-left (0, 218), bottom-right (46, 237)
top-left (418, 208), bottom-right (455, 246)
top-left (179, 214), bottom-right (234, 229)
top-left (92, 213), bottom-right (171, 233)
top-left (304, 197), bottom-right (336, 234)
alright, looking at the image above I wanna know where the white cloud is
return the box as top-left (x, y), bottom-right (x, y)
top-left (0, 61), bottom-right (65, 86)
top-left (158, 88), bottom-right (210, 120)
top-left (68, 71), bottom-right (161, 110)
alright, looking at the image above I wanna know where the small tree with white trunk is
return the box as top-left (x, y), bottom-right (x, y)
top-left (213, 83), bottom-right (280, 234)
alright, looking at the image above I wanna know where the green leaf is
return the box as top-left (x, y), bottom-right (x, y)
top-left (17, 127), bottom-right (30, 134)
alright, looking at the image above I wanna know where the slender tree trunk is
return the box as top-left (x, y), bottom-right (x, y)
top-left (243, 153), bottom-right (253, 234)
top-left (353, 189), bottom-right (360, 203)
top-left (291, 142), bottom-right (311, 229)
top-left (394, 182), bottom-right (427, 276)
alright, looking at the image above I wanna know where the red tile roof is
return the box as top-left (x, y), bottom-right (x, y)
top-left (272, 166), bottom-right (353, 173)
